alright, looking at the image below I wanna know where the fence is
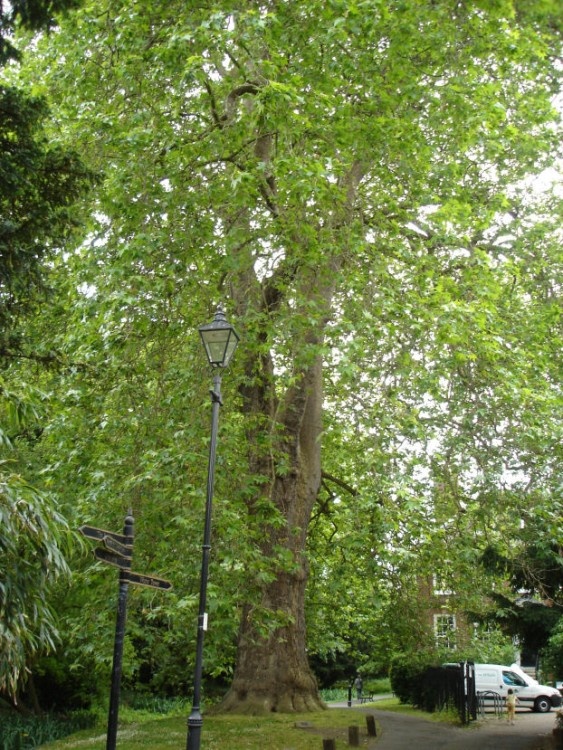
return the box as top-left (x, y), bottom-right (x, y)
top-left (421, 661), bottom-right (477, 724)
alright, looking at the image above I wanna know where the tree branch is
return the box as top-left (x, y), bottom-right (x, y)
top-left (321, 471), bottom-right (359, 497)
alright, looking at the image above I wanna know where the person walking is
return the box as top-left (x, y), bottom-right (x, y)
top-left (354, 674), bottom-right (363, 701)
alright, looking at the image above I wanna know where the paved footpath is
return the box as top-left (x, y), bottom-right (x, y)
top-left (330, 700), bottom-right (557, 750)
top-left (361, 708), bottom-right (556, 750)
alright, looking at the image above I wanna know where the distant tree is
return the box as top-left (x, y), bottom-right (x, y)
top-left (542, 618), bottom-right (563, 678)
top-left (0, 0), bottom-right (81, 65)
top-left (0, 0), bottom-right (91, 358)
top-left (479, 523), bottom-right (563, 667)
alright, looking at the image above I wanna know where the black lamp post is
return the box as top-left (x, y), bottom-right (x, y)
top-left (186, 306), bottom-right (239, 750)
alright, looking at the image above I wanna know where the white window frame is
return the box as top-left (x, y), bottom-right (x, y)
top-left (434, 613), bottom-right (457, 649)
top-left (432, 574), bottom-right (453, 596)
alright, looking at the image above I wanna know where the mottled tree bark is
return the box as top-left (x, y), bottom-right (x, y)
top-left (220, 150), bottom-right (364, 712)
top-left (220, 351), bottom-right (326, 713)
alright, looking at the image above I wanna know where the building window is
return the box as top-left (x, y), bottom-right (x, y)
top-left (434, 614), bottom-right (457, 649)
top-left (432, 575), bottom-right (453, 596)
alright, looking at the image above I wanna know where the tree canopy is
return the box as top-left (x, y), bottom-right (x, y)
top-left (4, 0), bottom-right (563, 711)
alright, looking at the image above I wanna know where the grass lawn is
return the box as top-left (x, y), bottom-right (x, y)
top-left (38, 697), bottom-right (465, 749)
top-left (38, 705), bottom-right (385, 750)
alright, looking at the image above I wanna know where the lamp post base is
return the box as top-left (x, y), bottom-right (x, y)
top-left (186, 710), bottom-right (203, 750)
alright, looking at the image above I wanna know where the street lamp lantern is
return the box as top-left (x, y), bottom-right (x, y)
top-left (198, 306), bottom-right (240, 368)
top-left (187, 305), bottom-right (239, 750)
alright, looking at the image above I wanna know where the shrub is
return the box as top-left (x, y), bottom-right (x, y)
top-left (0, 709), bottom-right (98, 750)
top-left (364, 677), bottom-right (391, 695)
top-left (319, 687), bottom-right (348, 702)
top-left (389, 653), bottom-right (430, 705)
top-left (541, 617), bottom-right (563, 678)
top-left (120, 692), bottom-right (188, 715)
top-left (389, 650), bottom-right (448, 707)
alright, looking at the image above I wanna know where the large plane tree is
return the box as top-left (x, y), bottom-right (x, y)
top-left (14, 0), bottom-right (563, 712)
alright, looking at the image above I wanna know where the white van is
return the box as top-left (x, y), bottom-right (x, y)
top-left (475, 663), bottom-right (562, 713)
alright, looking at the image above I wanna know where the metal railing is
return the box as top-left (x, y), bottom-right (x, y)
top-left (476, 690), bottom-right (504, 718)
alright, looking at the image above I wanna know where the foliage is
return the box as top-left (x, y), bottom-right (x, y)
top-left (6, 0), bottom-right (563, 709)
top-left (455, 626), bottom-right (516, 667)
top-left (119, 693), bottom-right (187, 717)
top-left (389, 652), bottom-right (439, 706)
top-left (319, 687), bottom-right (350, 702)
top-left (0, 0), bottom-right (82, 64)
top-left (0, 0), bottom-right (93, 704)
top-left (389, 656), bottom-right (469, 720)
top-left (481, 523), bottom-right (563, 606)
top-left (478, 509), bottom-right (563, 663)
top-left (0, 458), bottom-right (73, 698)
top-left (0, 709), bottom-right (97, 750)
top-left (25, 651), bottom-right (102, 711)
top-left (364, 678), bottom-right (392, 695)
top-left (0, 83), bottom-right (92, 351)
top-left (541, 619), bottom-right (563, 678)
top-left (489, 594), bottom-right (561, 659)
top-left (319, 677), bottom-right (391, 701)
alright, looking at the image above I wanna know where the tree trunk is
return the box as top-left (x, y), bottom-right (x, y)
top-left (220, 563), bottom-right (325, 713)
top-left (221, 145), bottom-right (362, 711)
top-left (220, 352), bottom-right (326, 713)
